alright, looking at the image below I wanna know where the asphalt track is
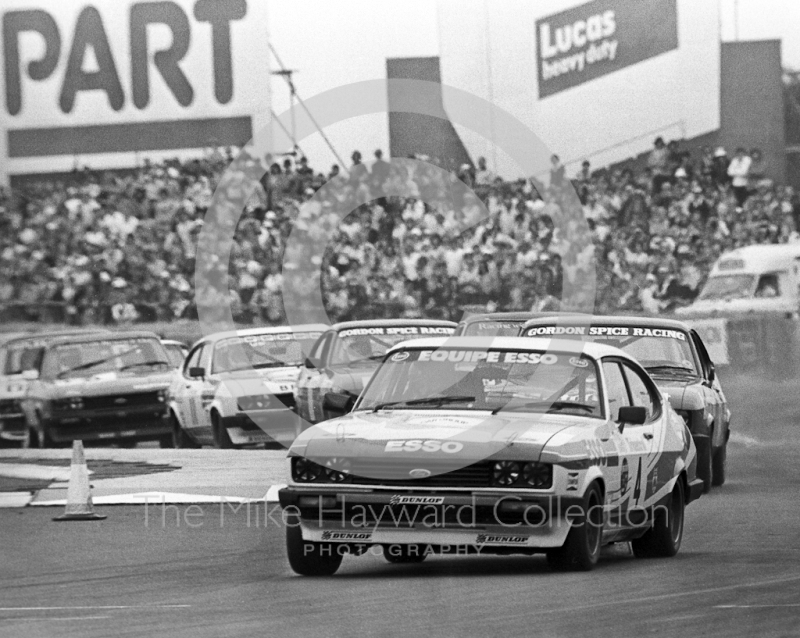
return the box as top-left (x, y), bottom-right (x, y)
top-left (2, 376), bottom-right (799, 638)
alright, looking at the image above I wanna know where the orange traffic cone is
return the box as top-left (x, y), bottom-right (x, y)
top-left (53, 440), bottom-right (106, 521)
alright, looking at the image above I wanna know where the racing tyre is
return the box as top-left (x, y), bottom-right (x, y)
top-left (712, 443), bottom-right (727, 487)
top-left (696, 436), bottom-right (712, 494)
top-left (383, 544), bottom-right (427, 564)
top-left (631, 478), bottom-right (685, 558)
top-left (546, 482), bottom-right (603, 571)
top-left (212, 413), bottom-right (233, 449)
top-left (285, 515), bottom-right (342, 576)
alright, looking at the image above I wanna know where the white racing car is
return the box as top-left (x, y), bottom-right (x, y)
top-left (168, 325), bottom-right (325, 448)
top-left (279, 337), bottom-right (703, 575)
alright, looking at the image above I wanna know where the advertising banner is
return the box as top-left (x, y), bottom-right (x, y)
top-left (1, 0), bottom-right (269, 177)
top-left (536, 0), bottom-right (678, 99)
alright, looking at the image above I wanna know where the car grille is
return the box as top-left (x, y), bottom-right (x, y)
top-left (0, 399), bottom-right (23, 415)
top-left (80, 391), bottom-right (162, 411)
top-left (347, 460), bottom-right (493, 488)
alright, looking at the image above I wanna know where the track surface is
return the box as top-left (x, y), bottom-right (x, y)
top-left (2, 376), bottom-right (799, 637)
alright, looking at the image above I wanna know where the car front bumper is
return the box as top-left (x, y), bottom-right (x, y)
top-left (44, 405), bottom-right (170, 442)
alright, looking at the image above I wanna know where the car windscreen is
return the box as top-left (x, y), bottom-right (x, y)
top-left (697, 274), bottom-right (755, 300)
top-left (524, 325), bottom-right (698, 374)
top-left (44, 338), bottom-right (170, 378)
top-left (356, 347), bottom-right (602, 418)
top-left (461, 320), bottom-right (525, 337)
top-left (212, 331), bottom-right (322, 373)
top-left (331, 326), bottom-right (455, 366)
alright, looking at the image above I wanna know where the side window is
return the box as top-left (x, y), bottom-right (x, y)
top-left (754, 273), bottom-right (780, 298)
top-left (602, 361), bottom-right (630, 422)
top-left (198, 344), bottom-right (212, 370)
top-left (621, 363), bottom-right (658, 422)
top-left (310, 332), bottom-right (332, 366)
top-left (183, 345), bottom-right (203, 378)
top-left (691, 330), bottom-right (713, 377)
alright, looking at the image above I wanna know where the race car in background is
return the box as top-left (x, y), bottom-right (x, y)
top-left (20, 331), bottom-right (173, 447)
top-left (294, 319), bottom-right (456, 425)
top-left (453, 312), bottom-right (540, 337)
top-left (0, 330), bottom-right (109, 447)
top-left (280, 337), bottom-right (702, 576)
top-left (521, 316), bottom-right (730, 491)
top-left (168, 325), bottom-right (326, 449)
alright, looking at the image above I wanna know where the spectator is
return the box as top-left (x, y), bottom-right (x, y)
top-left (475, 157), bottom-right (496, 186)
top-left (549, 154), bottom-right (565, 189)
top-left (728, 147), bottom-right (752, 207)
top-left (647, 137), bottom-right (671, 194)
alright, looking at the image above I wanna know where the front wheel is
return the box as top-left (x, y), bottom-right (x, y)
top-left (712, 443), bottom-right (727, 486)
top-left (631, 478), bottom-right (685, 558)
top-left (171, 413), bottom-right (196, 449)
top-left (285, 516), bottom-right (343, 576)
top-left (212, 413), bottom-right (233, 449)
top-left (546, 482), bottom-right (603, 571)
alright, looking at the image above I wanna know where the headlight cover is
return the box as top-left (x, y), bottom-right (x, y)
top-left (292, 457), bottom-right (323, 482)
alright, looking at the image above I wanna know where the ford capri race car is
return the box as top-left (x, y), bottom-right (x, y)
top-left (521, 316), bottom-right (730, 492)
top-left (168, 325), bottom-right (326, 449)
top-left (279, 337), bottom-right (703, 576)
top-left (294, 319), bottom-right (456, 425)
top-left (20, 331), bottom-right (173, 447)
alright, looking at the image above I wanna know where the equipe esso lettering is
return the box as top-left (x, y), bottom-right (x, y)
top-left (539, 10), bottom-right (616, 59)
top-left (384, 440), bottom-right (464, 453)
top-left (3, 0), bottom-right (247, 115)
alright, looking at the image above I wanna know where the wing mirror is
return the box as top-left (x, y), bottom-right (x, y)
top-left (188, 367), bottom-right (205, 378)
top-left (323, 391), bottom-right (354, 413)
top-left (617, 406), bottom-right (647, 428)
top-left (707, 362), bottom-right (716, 384)
top-left (304, 357), bottom-right (320, 369)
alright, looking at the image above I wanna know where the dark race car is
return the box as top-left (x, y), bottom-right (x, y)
top-left (295, 319), bottom-right (456, 425)
top-left (454, 312), bottom-right (541, 337)
top-left (20, 331), bottom-right (173, 447)
top-left (520, 315), bottom-right (730, 492)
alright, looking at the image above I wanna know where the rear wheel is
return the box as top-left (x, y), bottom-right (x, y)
top-left (546, 482), bottom-right (603, 571)
top-left (212, 412), bottom-right (233, 449)
top-left (712, 442), bottom-right (727, 486)
top-left (697, 434), bottom-right (713, 493)
top-left (632, 478), bottom-right (685, 558)
top-left (285, 515), bottom-right (342, 576)
top-left (383, 544), bottom-right (427, 564)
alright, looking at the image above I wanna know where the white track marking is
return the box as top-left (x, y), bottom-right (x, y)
top-left (0, 605), bottom-right (190, 611)
top-left (6, 616), bottom-right (111, 621)
top-left (715, 604), bottom-right (800, 608)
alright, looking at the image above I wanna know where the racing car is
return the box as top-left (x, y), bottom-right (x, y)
top-left (0, 330), bottom-right (110, 446)
top-left (19, 331), bottom-right (173, 447)
top-left (294, 319), bottom-right (456, 425)
top-left (168, 325), bottom-right (326, 448)
top-left (453, 312), bottom-right (540, 337)
top-left (521, 316), bottom-right (730, 491)
top-left (279, 336), bottom-right (703, 575)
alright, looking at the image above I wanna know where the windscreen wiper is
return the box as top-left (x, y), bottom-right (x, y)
top-left (645, 365), bottom-right (695, 375)
top-left (370, 395), bottom-right (475, 412)
top-left (118, 360), bottom-right (169, 371)
top-left (57, 347), bottom-right (140, 377)
top-left (494, 400), bottom-right (597, 415)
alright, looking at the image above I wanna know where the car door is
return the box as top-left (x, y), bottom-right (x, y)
top-left (619, 361), bottom-right (665, 504)
top-left (600, 360), bottom-right (634, 513)
top-left (177, 344), bottom-right (207, 440)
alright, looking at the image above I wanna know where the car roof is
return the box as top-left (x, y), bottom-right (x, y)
top-left (521, 314), bottom-right (691, 332)
top-left (44, 330), bottom-right (162, 347)
top-left (0, 329), bottom-right (111, 349)
top-left (459, 312), bottom-right (542, 324)
top-left (195, 323), bottom-right (329, 347)
top-left (386, 336), bottom-right (631, 360)
top-left (331, 318), bottom-right (457, 331)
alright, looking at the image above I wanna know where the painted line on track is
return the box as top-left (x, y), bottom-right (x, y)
top-left (715, 604), bottom-right (800, 608)
top-left (0, 605), bottom-right (191, 612)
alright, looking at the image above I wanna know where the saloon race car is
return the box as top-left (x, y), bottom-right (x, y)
top-left (20, 331), bottom-right (173, 447)
top-left (294, 319), bottom-right (456, 425)
top-left (279, 337), bottom-right (703, 576)
top-left (453, 312), bottom-right (540, 337)
top-left (521, 316), bottom-right (730, 491)
top-left (168, 325), bottom-right (326, 448)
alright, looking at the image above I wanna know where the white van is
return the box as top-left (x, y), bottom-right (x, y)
top-left (677, 243), bottom-right (800, 317)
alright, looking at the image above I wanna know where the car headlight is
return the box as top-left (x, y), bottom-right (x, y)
top-left (53, 397), bottom-right (84, 410)
top-left (292, 457), bottom-right (323, 482)
top-left (492, 461), bottom-right (521, 486)
top-left (324, 458), bottom-right (352, 483)
top-left (522, 462), bottom-right (552, 489)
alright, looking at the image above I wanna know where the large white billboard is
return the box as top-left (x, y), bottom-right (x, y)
top-left (1, 0), bottom-right (271, 180)
top-left (438, 0), bottom-right (721, 180)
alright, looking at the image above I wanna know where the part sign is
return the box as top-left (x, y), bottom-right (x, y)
top-left (1, 0), bottom-right (268, 165)
top-left (535, 0), bottom-right (678, 99)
